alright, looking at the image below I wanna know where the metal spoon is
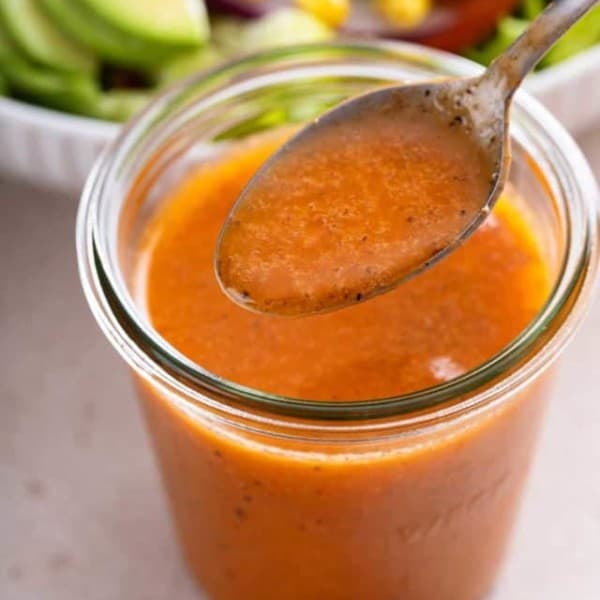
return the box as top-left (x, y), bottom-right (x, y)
top-left (216, 0), bottom-right (598, 316)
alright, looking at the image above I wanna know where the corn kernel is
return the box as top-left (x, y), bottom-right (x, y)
top-left (296, 0), bottom-right (350, 28)
top-left (375, 0), bottom-right (432, 28)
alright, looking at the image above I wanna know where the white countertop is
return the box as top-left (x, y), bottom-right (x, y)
top-left (1, 132), bottom-right (600, 600)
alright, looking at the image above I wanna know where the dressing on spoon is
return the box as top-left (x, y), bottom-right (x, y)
top-left (216, 0), bottom-right (598, 316)
top-left (217, 106), bottom-right (490, 315)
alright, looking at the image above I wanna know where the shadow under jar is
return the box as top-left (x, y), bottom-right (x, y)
top-left (77, 43), bottom-right (598, 600)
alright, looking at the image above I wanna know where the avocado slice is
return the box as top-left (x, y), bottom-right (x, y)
top-left (0, 55), bottom-right (100, 115)
top-left (0, 13), bottom-right (151, 120)
top-left (0, 0), bottom-right (96, 74)
top-left (79, 0), bottom-right (208, 48)
top-left (0, 15), bottom-right (15, 59)
top-left (0, 18), bottom-right (15, 95)
top-left (41, 0), bottom-right (190, 69)
top-left (0, 17), bottom-right (98, 115)
top-left (0, 56), bottom-right (151, 120)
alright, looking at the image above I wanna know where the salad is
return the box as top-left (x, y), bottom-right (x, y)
top-left (0, 0), bottom-right (599, 122)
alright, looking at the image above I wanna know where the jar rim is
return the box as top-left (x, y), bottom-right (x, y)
top-left (77, 41), bottom-right (599, 428)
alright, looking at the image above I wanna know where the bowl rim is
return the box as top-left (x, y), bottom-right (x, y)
top-left (0, 95), bottom-right (118, 140)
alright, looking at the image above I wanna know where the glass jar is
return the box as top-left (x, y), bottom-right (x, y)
top-left (77, 43), bottom-right (598, 600)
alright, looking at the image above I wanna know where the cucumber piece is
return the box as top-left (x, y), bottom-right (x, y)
top-left (79, 0), bottom-right (208, 47)
top-left (0, 55), bottom-right (99, 116)
top-left (158, 45), bottom-right (222, 85)
top-left (0, 0), bottom-right (95, 74)
top-left (41, 0), bottom-right (189, 69)
top-left (238, 8), bottom-right (333, 53)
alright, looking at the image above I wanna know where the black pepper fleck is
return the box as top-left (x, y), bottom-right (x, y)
top-left (234, 507), bottom-right (247, 520)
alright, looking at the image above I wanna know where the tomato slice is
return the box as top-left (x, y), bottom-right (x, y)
top-left (344, 0), bottom-right (522, 53)
top-left (412, 0), bottom-right (524, 52)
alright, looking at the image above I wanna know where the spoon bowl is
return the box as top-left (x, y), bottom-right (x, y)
top-left (216, 76), bottom-right (506, 315)
top-left (216, 0), bottom-right (598, 316)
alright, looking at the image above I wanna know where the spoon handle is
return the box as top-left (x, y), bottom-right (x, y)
top-left (482, 0), bottom-right (598, 98)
